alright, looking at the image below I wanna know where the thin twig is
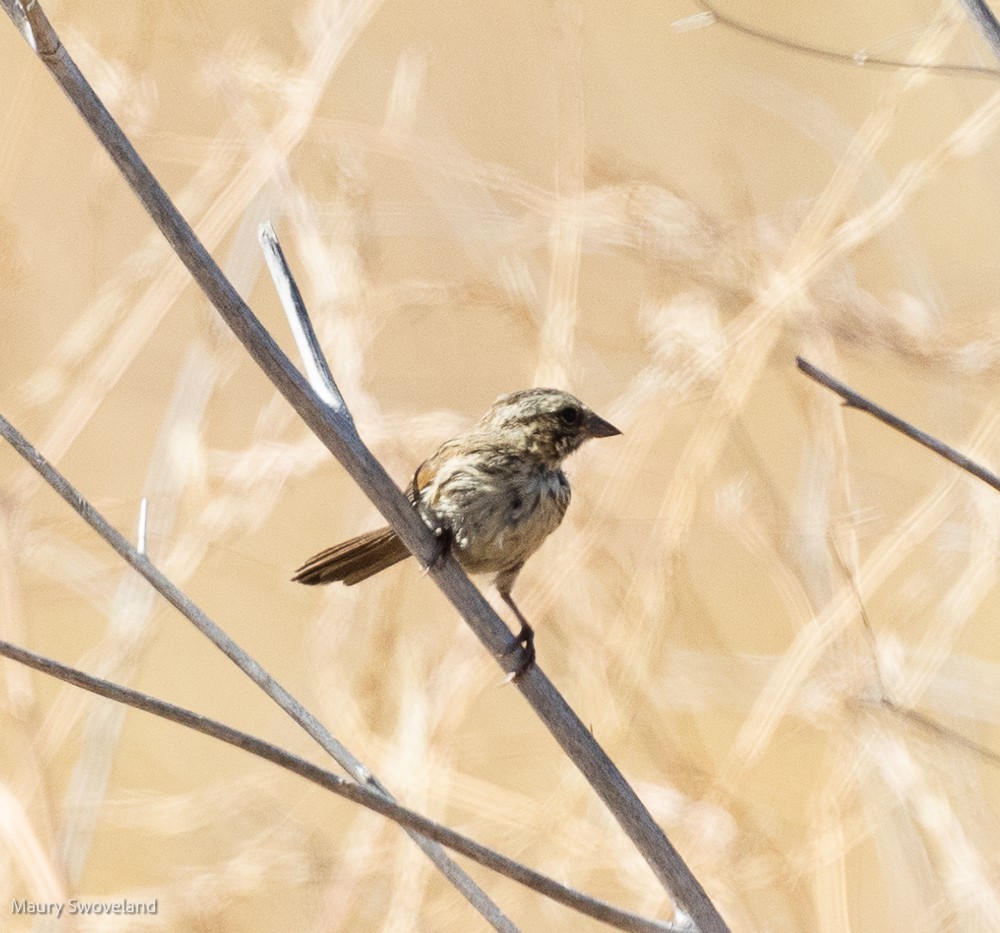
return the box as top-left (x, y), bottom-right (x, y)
top-left (259, 221), bottom-right (351, 419)
top-left (0, 412), bottom-right (512, 932)
top-left (876, 698), bottom-right (1000, 769)
top-left (0, 0), bottom-right (29, 46)
top-left (2, 5), bottom-right (727, 929)
top-left (691, 1), bottom-right (1000, 79)
top-left (0, 638), bottom-right (684, 933)
top-left (957, 0), bottom-right (1000, 65)
top-left (796, 357), bottom-right (1000, 494)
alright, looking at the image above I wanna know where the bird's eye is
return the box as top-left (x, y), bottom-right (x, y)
top-left (558, 406), bottom-right (580, 425)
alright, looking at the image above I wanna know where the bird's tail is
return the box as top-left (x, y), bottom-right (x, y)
top-left (292, 527), bottom-right (411, 586)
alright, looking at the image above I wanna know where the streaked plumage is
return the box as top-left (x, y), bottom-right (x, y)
top-left (293, 388), bottom-right (621, 675)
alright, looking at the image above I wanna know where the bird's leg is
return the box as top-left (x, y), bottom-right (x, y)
top-left (499, 590), bottom-right (535, 680)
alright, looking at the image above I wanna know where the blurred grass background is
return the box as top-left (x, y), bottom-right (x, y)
top-left (4, 0), bottom-right (1000, 929)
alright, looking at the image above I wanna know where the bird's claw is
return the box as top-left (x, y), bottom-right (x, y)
top-left (421, 523), bottom-right (453, 575)
top-left (501, 621), bottom-right (535, 682)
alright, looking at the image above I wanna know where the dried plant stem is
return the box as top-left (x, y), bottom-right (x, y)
top-left (0, 414), bottom-right (514, 931)
top-left (2, 3), bottom-right (727, 930)
top-left (695, 1), bottom-right (1000, 79)
top-left (259, 220), bottom-right (351, 418)
top-left (958, 0), bottom-right (1000, 64)
top-left (796, 357), bottom-right (1000, 493)
top-left (0, 638), bottom-right (684, 933)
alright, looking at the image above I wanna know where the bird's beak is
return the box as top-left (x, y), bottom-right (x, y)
top-left (584, 411), bottom-right (622, 438)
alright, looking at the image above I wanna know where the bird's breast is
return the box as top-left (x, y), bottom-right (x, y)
top-left (420, 457), bottom-right (570, 574)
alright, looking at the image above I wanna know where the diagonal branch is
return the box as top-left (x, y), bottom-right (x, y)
top-left (2, 3), bottom-right (727, 929)
top-left (796, 356), bottom-right (1000, 493)
top-left (957, 0), bottom-right (1000, 64)
top-left (0, 638), bottom-right (685, 933)
top-left (258, 220), bottom-right (351, 418)
top-left (0, 412), bottom-right (514, 932)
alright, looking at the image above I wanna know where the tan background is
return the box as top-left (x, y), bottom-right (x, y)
top-left (4, 0), bottom-right (1000, 930)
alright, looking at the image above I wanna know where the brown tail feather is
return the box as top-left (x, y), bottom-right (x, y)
top-left (292, 527), bottom-right (411, 586)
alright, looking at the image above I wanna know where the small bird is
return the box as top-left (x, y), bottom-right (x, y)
top-left (293, 388), bottom-right (621, 677)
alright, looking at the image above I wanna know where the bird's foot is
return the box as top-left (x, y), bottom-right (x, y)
top-left (501, 620), bottom-right (535, 682)
top-left (421, 522), bottom-right (453, 574)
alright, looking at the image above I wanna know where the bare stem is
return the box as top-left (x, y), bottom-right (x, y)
top-left (259, 221), bottom-right (351, 418)
top-left (694, 1), bottom-right (1000, 79)
top-left (0, 638), bottom-right (684, 933)
top-left (0, 412), bottom-right (512, 932)
top-left (796, 356), bottom-right (1000, 494)
top-left (2, 3), bottom-right (727, 929)
top-left (957, 0), bottom-right (1000, 65)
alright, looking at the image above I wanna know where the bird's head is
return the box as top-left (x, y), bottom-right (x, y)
top-left (478, 388), bottom-right (621, 466)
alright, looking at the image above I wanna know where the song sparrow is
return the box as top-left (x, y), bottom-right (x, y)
top-left (293, 388), bottom-right (621, 677)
